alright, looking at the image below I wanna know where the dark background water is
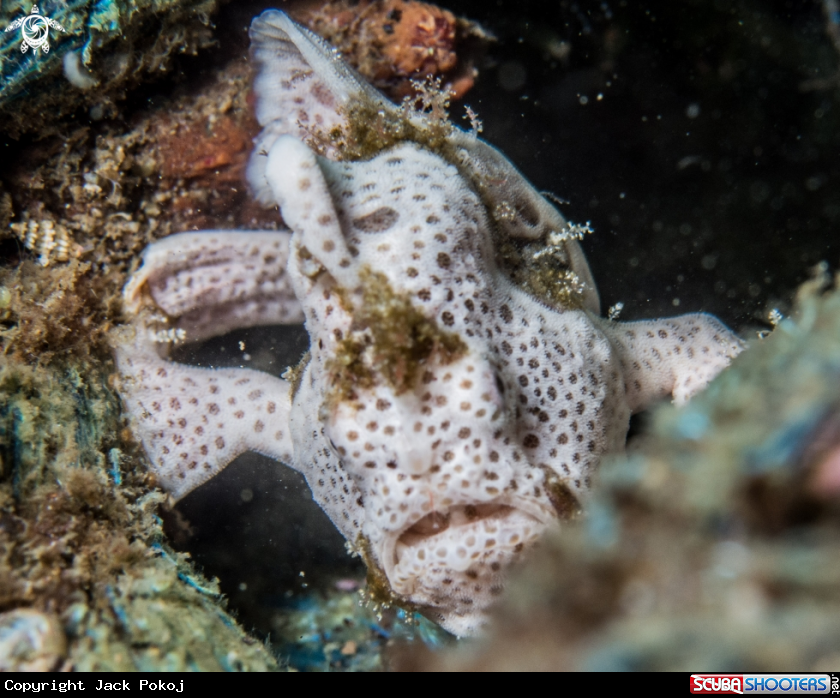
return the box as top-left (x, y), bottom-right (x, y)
top-left (145, 0), bottom-right (840, 641)
top-left (452, 0), bottom-right (840, 330)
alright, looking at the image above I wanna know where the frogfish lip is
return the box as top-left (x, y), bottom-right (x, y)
top-left (382, 501), bottom-right (548, 596)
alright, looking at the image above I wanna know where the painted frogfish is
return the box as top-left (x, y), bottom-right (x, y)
top-left (113, 10), bottom-right (744, 636)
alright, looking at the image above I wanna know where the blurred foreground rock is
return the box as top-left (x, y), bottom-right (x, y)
top-left (415, 269), bottom-right (840, 671)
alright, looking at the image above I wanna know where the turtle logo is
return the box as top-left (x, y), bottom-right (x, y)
top-left (4, 5), bottom-right (66, 55)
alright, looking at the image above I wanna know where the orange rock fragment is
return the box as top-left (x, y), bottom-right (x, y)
top-left (156, 113), bottom-right (254, 183)
top-left (144, 61), bottom-right (279, 232)
top-left (294, 0), bottom-right (491, 99)
top-left (379, 2), bottom-right (459, 79)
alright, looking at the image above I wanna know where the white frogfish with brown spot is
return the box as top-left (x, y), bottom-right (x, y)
top-left (112, 10), bottom-right (744, 636)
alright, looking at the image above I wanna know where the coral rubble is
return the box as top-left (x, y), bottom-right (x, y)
top-left (0, 16), bottom-right (285, 673)
top-left (269, 584), bottom-right (450, 671)
top-left (0, 609), bottom-right (66, 672)
top-left (0, 347), bottom-right (280, 669)
top-left (4, 57), bottom-right (278, 279)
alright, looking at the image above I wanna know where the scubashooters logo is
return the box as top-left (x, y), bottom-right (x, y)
top-left (690, 675), bottom-right (834, 695)
top-left (3, 5), bottom-right (66, 55)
